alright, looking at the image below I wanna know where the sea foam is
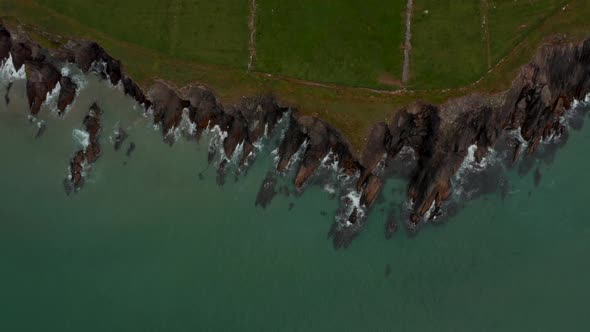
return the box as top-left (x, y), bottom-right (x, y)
top-left (0, 54), bottom-right (26, 83)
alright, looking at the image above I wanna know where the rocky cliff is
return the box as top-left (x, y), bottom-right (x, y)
top-left (2, 24), bottom-right (589, 248)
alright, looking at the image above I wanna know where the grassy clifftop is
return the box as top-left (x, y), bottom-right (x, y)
top-left (1, 0), bottom-right (589, 150)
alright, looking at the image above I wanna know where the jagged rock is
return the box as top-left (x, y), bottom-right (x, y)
top-left (0, 26), bottom-right (11, 61)
top-left (57, 76), bottom-right (77, 115)
top-left (360, 175), bottom-right (382, 208)
top-left (25, 60), bottom-right (61, 114)
top-left (148, 81), bottom-right (187, 136)
top-left (291, 116), bottom-right (360, 189)
top-left (276, 114), bottom-right (307, 172)
top-left (74, 42), bottom-right (122, 85)
top-left (122, 77), bottom-right (150, 108)
top-left (10, 42), bottom-right (33, 71)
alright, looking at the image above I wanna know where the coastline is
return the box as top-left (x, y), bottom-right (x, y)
top-left (2, 22), bottom-right (590, 247)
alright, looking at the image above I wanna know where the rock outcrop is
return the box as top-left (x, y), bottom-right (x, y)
top-left (64, 103), bottom-right (102, 195)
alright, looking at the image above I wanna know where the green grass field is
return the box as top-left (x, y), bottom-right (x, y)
top-left (255, 0), bottom-right (406, 89)
top-left (411, 1), bottom-right (486, 89)
top-left (1, 0), bottom-right (589, 150)
top-left (34, 0), bottom-right (250, 68)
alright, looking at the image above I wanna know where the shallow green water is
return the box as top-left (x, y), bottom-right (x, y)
top-left (1, 77), bottom-right (589, 331)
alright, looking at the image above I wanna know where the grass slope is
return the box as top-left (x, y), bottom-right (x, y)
top-left (255, 0), bottom-right (406, 89)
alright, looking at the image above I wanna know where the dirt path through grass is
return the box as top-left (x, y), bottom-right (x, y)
top-left (481, 0), bottom-right (491, 69)
top-left (402, 0), bottom-right (414, 84)
top-left (247, 0), bottom-right (257, 71)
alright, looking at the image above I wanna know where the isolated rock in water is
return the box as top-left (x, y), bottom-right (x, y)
top-left (57, 76), bottom-right (77, 115)
top-left (534, 167), bottom-right (542, 187)
top-left (35, 121), bottom-right (46, 139)
top-left (114, 127), bottom-right (128, 151)
top-left (4, 82), bottom-right (12, 105)
top-left (216, 159), bottom-right (228, 186)
top-left (64, 103), bottom-right (103, 194)
top-left (385, 213), bottom-right (398, 239)
top-left (255, 172), bottom-right (277, 209)
top-left (126, 142), bottom-right (136, 157)
top-left (25, 61), bottom-right (61, 115)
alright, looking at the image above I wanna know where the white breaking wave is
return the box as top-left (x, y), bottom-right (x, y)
top-left (204, 124), bottom-right (230, 163)
top-left (571, 93), bottom-right (590, 109)
top-left (61, 64), bottom-right (88, 96)
top-left (166, 108), bottom-right (197, 142)
top-left (0, 54), bottom-right (26, 83)
top-left (452, 144), bottom-right (499, 198)
top-left (335, 189), bottom-right (365, 228)
top-left (323, 183), bottom-right (336, 194)
top-left (90, 59), bottom-right (111, 83)
top-left (43, 82), bottom-right (62, 114)
top-left (320, 149), bottom-right (339, 172)
top-left (422, 201), bottom-right (437, 221)
top-left (72, 129), bottom-right (90, 151)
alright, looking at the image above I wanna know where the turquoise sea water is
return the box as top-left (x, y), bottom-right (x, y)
top-left (1, 74), bottom-right (590, 331)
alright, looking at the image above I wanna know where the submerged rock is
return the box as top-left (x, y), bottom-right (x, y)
top-left (114, 127), bottom-right (128, 151)
top-left (126, 142), bottom-right (136, 157)
top-left (255, 172), bottom-right (277, 209)
top-left (4, 82), bottom-right (12, 105)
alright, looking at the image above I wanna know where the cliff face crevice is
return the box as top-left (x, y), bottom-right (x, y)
top-left (2, 24), bottom-right (590, 247)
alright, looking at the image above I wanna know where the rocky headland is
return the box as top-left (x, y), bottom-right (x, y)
top-left (1, 24), bottom-right (589, 248)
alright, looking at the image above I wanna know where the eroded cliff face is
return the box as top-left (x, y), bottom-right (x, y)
top-left (2, 24), bottom-right (589, 247)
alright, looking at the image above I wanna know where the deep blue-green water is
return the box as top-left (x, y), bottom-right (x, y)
top-left (1, 71), bottom-right (589, 331)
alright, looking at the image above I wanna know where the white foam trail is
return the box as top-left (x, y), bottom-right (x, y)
top-left (0, 54), bottom-right (26, 83)
top-left (72, 129), bottom-right (90, 151)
